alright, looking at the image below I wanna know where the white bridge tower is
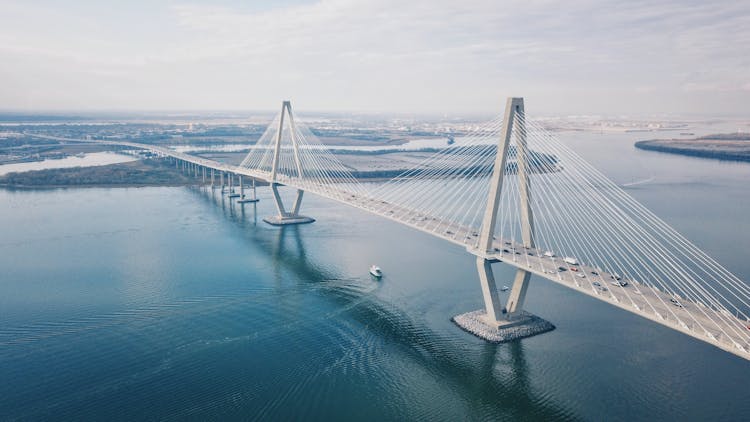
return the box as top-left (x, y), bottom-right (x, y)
top-left (262, 101), bottom-right (316, 226)
top-left (453, 97), bottom-right (555, 341)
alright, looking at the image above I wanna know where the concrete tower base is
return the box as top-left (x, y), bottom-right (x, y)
top-left (452, 310), bottom-right (554, 343)
top-left (263, 215), bottom-right (315, 226)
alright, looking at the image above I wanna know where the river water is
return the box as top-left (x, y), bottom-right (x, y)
top-left (0, 152), bottom-right (137, 176)
top-left (1, 130), bottom-right (750, 420)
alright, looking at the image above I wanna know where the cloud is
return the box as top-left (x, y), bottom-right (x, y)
top-left (0, 0), bottom-right (748, 114)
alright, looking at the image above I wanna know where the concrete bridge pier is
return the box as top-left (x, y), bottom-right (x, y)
top-left (238, 177), bottom-right (259, 204)
top-left (263, 184), bottom-right (314, 226)
top-left (228, 174), bottom-right (240, 198)
top-left (263, 101), bottom-right (314, 226)
top-left (452, 97), bottom-right (554, 342)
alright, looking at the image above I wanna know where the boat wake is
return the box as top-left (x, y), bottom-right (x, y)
top-left (621, 176), bottom-right (655, 187)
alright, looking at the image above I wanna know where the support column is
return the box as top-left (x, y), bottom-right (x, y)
top-left (228, 173), bottom-right (240, 198)
top-left (211, 168), bottom-right (215, 189)
top-left (477, 257), bottom-right (504, 324)
top-left (474, 97), bottom-right (524, 326)
top-left (263, 100), bottom-right (314, 226)
top-left (238, 176), bottom-right (259, 204)
top-left (451, 97), bottom-right (554, 342)
top-left (505, 99), bottom-right (535, 318)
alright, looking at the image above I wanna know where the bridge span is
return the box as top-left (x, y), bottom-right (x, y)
top-left (27, 98), bottom-right (750, 362)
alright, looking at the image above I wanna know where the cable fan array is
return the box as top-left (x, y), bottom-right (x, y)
top-left (238, 105), bottom-right (367, 202)
top-left (506, 112), bottom-right (750, 346)
top-left (238, 104), bottom-right (750, 351)
top-left (363, 111), bottom-right (750, 349)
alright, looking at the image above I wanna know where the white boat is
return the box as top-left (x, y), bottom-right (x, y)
top-left (500, 285), bottom-right (509, 291)
top-left (369, 265), bottom-right (382, 278)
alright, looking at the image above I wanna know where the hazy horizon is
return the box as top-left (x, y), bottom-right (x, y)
top-left (1, 0), bottom-right (749, 116)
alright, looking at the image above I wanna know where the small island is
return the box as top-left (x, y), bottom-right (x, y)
top-left (635, 133), bottom-right (750, 162)
top-left (0, 159), bottom-right (198, 188)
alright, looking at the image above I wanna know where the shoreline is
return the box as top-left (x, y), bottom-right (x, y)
top-left (634, 138), bottom-right (750, 163)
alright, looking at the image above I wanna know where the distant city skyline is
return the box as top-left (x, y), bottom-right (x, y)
top-left (1, 0), bottom-right (748, 116)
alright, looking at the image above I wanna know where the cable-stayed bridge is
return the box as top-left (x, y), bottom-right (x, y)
top-left (29, 98), bottom-right (750, 362)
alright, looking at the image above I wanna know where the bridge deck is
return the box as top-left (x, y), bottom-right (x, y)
top-left (324, 189), bottom-right (750, 361)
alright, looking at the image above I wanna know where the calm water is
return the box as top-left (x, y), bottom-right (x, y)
top-left (1, 133), bottom-right (750, 420)
top-left (0, 152), bottom-right (136, 176)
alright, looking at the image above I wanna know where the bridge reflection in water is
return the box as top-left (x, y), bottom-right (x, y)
top-left (188, 185), bottom-right (577, 420)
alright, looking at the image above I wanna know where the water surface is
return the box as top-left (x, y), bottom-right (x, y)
top-left (1, 133), bottom-right (749, 420)
top-left (0, 152), bottom-right (136, 176)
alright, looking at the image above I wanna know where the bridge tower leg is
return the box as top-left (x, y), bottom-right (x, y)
top-left (453, 97), bottom-right (554, 342)
top-left (263, 101), bottom-right (315, 226)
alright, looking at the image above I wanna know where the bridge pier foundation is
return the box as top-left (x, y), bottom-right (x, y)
top-left (263, 101), bottom-right (314, 226)
top-left (263, 183), bottom-right (314, 225)
top-left (452, 97), bottom-right (554, 342)
top-left (238, 176), bottom-right (259, 204)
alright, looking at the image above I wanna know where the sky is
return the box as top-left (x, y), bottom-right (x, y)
top-left (0, 0), bottom-right (748, 116)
